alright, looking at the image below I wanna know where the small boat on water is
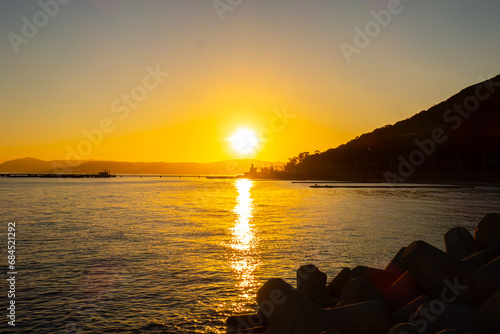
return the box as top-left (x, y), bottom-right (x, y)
top-left (310, 184), bottom-right (334, 188)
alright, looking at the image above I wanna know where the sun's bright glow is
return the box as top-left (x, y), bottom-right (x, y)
top-left (228, 128), bottom-right (259, 155)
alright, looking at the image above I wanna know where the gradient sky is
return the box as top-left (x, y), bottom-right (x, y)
top-left (1, 0), bottom-right (499, 163)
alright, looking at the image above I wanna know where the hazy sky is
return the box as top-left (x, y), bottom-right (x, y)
top-left (1, 0), bottom-right (499, 163)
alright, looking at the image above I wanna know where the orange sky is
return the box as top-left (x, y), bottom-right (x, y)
top-left (1, 1), bottom-right (499, 163)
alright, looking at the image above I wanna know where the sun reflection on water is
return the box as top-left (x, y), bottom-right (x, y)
top-left (231, 179), bottom-right (255, 251)
top-left (228, 179), bottom-right (260, 313)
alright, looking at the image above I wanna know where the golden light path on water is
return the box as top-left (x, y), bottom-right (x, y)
top-left (228, 179), bottom-right (260, 314)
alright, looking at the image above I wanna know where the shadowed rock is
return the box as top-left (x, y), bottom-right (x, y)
top-left (461, 247), bottom-right (500, 271)
top-left (240, 326), bottom-right (268, 333)
top-left (327, 268), bottom-right (352, 299)
top-left (411, 300), bottom-right (478, 333)
top-left (341, 277), bottom-right (386, 305)
top-left (477, 288), bottom-right (500, 332)
top-left (401, 241), bottom-right (473, 302)
top-left (297, 264), bottom-right (339, 308)
top-left (468, 255), bottom-right (500, 304)
top-left (444, 227), bottom-right (481, 259)
top-left (327, 266), bottom-right (401, 302)
top-left (475, 213), bottom-right (500, 249)
top-left (392, 295), bottom-right (432, 323)
top-left (341, 271), bottom-right (423, 310)
top-left (257, 278), bottom-right (391, 334)
top-left (256, 278), bottom-right (327, 334)
top-left (386, 322), bottom-right (422, 334)
top-left (226, 312), bottom-right (268, 330)
top-left (350, 265), bottom-right (401, 287)
top-left (384, 247), bottom-right (407, 277)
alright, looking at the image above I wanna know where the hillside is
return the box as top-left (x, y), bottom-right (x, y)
top-left (0, 158), bottom-right (90, 173)
top-left (283, 74), bottom-right (500, 182)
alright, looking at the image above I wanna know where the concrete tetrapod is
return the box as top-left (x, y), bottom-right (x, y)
top-left (474, 213), bottom-right (500, 250)
top-left (297, 265), bottom-right (340, 308)
top-left (401, 241), bottom-right (473, 303)
top-left (384, 247), bottom-right (407, 277)
top-left (461, 248), bottom-right (500, 272)
top-left (341, 271), bottom-right (423, 310)
top-left (327, 265), bottom-right (403, 303)
top-left (410, 300), bottom-right (478, 333)
top-left (391, 295), bottom-right (432, 324)
top-left (256, 278), bottom-right (392, 334)
top-left (444, 227), bottom-right (481, 260)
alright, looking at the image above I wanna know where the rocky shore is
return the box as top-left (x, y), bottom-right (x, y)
top-left (226, 213), bottom-right (500, 334)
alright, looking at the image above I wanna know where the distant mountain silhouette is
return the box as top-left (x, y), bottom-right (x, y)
top-left (0, 157), bottom-right (89, 173)
top-left (0, 157), bottom-right (282, 176)
top-left (282, 74), bottom-right (500, 182)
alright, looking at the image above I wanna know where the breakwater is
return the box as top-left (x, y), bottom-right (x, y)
top-left (227, 213), bottom-right (500, 333)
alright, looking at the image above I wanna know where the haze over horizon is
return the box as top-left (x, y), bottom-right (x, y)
top-left (1, 0), bottom-right (500, 164)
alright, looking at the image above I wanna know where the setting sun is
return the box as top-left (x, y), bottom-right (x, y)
top-left (228, 128), bottom-right (259, 156)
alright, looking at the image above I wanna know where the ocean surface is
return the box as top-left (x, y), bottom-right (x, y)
top-left (1, 177), bottom-right (499, 333)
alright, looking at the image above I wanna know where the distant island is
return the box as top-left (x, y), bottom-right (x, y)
top-left (247, 74), bottom-right (500, 183)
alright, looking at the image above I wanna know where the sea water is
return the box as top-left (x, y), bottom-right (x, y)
top-left (1, 177), bottom-right (499, 333)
